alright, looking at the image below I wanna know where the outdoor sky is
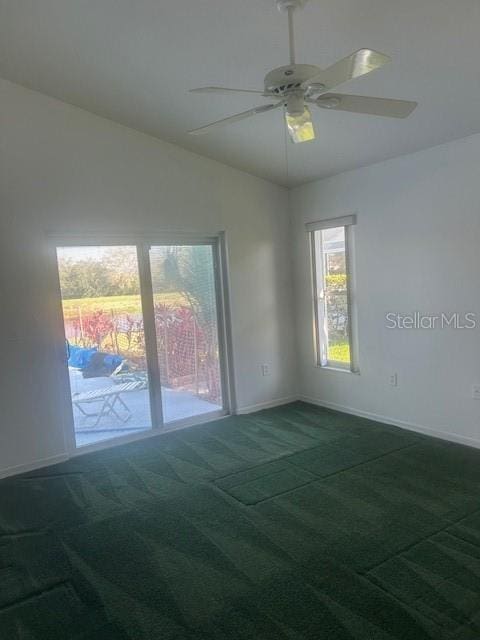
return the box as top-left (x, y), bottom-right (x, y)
top-left (57, 246), bottom-right (126, 262)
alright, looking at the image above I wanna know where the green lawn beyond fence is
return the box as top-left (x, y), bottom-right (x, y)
top-left (62, 292), bottom-right (186, 321)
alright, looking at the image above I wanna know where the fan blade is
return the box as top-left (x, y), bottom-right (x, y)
top-left (188, 103), bottom-right (282, 135)
top-left (315, 93), bottom-right (417, 118)
top-left (301, 49), bottom-right (391, 92)
top-left (190, 86), bottom-right (267, 96)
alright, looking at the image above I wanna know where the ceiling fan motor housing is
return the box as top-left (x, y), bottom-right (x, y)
top-left (286, 93), bottom-right (305, 116)
top-left (264, 64), bottom-right (322, 96)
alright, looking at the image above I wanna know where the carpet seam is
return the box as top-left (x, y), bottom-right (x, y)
top-left (362, 507), bottom-right (480, 576)
top-left (215, 442), bottom-right (420, 506)
top-left (361, 572), bottom-right (459, 635)
top-left (0, 580), bottom-right (76, 613)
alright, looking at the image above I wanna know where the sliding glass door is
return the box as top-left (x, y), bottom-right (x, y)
top-left (56, 238), bottom-right (229, 448)
top-left (57, 246), bottom-right (152, 447)
top-left (149, 244), bottom-right (224, 423)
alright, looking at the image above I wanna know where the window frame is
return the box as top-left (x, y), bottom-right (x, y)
top-left (308, 215), bottom-right (358, 373)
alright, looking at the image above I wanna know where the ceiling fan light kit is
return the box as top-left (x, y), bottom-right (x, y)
top-left (188, 0), bottom-right (417, 143)
top-left (286, 107), bottom-right (315, 143)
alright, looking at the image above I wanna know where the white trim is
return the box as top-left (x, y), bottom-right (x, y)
top-left (299, 395), bottom-right (480, 450)
top-left (3, 397), bottom-right (479, 480)
top-left (0, 453), bottom-right (69, 480)
top-left (218, 233), bottom-right (237, 413)
top-left (235, 396), bottom-right (298, 415)
top-left (317, 365), bottom-right (360, 375)
top-left (137, 243), bottom-right (164, 428)
top-left (49, 230), bottom-right (221, 246)
top-left (212, 234), bottom-right (234, 415)
top-left (305, 214), bottom-right (356, 232)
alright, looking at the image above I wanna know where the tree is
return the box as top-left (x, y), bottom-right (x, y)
top-left (58, 258), bottom-right (113, 298)
top-left (58, 247), bottom-right (140, 299)
top-left (103, 247), bottom-right (140, 296)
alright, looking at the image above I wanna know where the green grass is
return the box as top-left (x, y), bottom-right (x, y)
top-left (62, 292), bottom-right (187, 321)
top-left (328, 340), bottom-right (350, 364)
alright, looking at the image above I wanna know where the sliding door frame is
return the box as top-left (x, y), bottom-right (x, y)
top-left (137, 243), bottom-right (164, 429)
top-left (145, 236), bottom-right (232, 428)
top-left (213, 232), bottom-right (236, 416)
top-left (49, 231), bottom-right (234, 456)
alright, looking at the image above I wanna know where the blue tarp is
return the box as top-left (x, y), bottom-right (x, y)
top-left (68, 345), bottom-right (98, 369)
top-left (68, 344), bottom-right (123, 371)
top-left (103, 354), bottom-right (123, 370)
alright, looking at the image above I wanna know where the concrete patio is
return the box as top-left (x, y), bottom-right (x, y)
top-left (69, 368), bottom-right (221, 447)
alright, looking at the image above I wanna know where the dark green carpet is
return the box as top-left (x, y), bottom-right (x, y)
top-left (1, 402), bottom-right (480, 639)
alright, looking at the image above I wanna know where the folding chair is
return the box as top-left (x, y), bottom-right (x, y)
top-left (72, 380), bottom-right (147, 428)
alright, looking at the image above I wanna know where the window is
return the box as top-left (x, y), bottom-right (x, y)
top-left (308, 215), bottom-right (357, 371)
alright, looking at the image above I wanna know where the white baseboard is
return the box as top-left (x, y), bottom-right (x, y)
top-left (235, 395), bottom-right (298, 415)
top-left (299, 395), bottom-right (480, 450)
top-left (2, 396), bottom-right (477, 481)
top-left (0, 453), bottom-right (70, 480)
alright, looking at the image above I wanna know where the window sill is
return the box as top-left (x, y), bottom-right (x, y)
top-left (316, 365), bottom-right (360, 375)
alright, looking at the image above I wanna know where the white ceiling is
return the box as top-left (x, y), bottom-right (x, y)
top-left (1, 0), bottom-right (480, 187)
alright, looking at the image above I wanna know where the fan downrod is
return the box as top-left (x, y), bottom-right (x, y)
top-left (276, 0), bottom-right (306, 13)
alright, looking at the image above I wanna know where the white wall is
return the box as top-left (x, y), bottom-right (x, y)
top-left (4, 74), bottom-right (480, 480)
top-left (291, 135), bottom-right (480, 447)
top-left (0, 78), bottom-right (296, 477)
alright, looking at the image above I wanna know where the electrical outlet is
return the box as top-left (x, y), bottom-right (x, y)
top-left (261, 364), bottom-right (271, 376)
top-left (389, 373), bottom-right (398, 387)
top-left (472, 385), bottom-right (480, 400)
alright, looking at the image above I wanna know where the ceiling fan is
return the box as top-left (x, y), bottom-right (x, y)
top-left (188, 0), bottom-right (417, 143)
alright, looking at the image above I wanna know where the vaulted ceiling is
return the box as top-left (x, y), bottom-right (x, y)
top-left (1, 0), bottom-right (480, 186)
